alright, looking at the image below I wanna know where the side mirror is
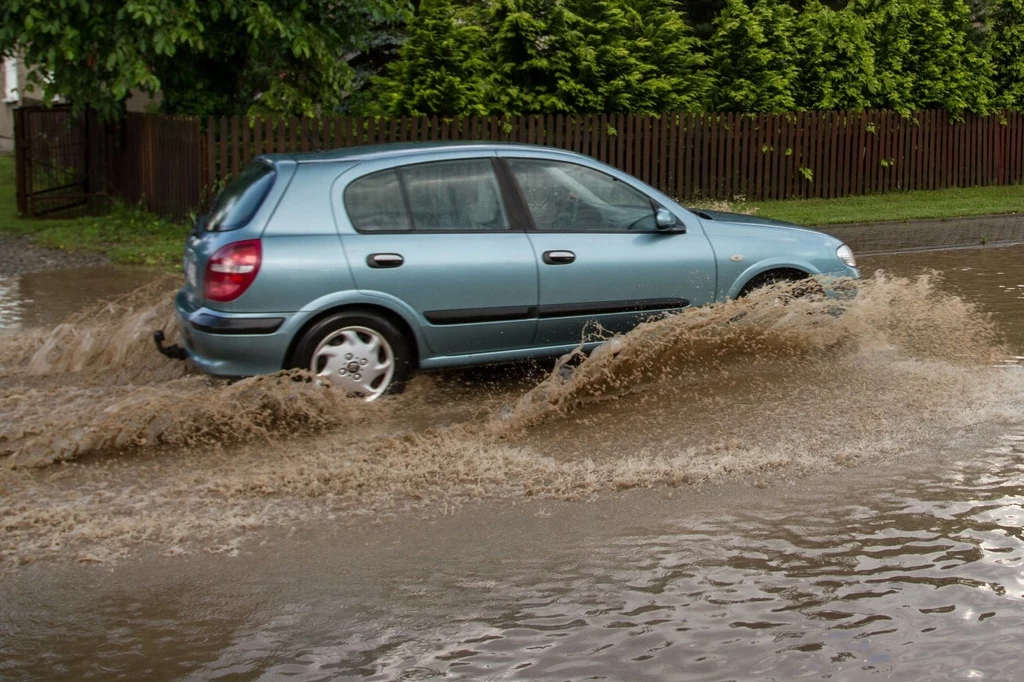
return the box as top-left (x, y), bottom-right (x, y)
top-left (655, 208), bottom-right (683, 232)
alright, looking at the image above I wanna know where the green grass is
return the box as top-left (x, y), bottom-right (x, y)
top-left (0, 155), bottom-right (189, 268)
top-left (732, 185), bottom-right (1024, 226)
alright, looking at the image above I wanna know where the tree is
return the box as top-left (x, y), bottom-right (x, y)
top-left (794, 0), bottom-right (877, 110)
top-left (377, 0), bottom-right (709, 115)
top-left (989, 0), bottom-right (1024, 109)
top-left (374, 0), bottom-right (489, 116)
top-left (593, 0), bottom-right (712, 112)
top-left (855, 0), bottom-right (994, 115)
top-left (708, 0), bottom-right (800, 112)
top-left (484, 0), bottom-right (602, 114)
top-left (0, 0), bottom-right (412, 120)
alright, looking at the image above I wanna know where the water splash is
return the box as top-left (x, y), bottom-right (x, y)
top-left (1, 272), bottom-right (1020, 564)
top-left (496, 272), bottom-right (1006, 431)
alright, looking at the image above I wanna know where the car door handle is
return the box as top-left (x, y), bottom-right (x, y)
top-left (543, 250), bottom-right (576, 265)
top-left (367, 253), bottom-right (404, 269)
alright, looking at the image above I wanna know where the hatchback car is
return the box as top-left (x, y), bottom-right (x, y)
top-left (165, 142), bottom-right (860, 399)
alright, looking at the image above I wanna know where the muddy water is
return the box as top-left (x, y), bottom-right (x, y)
top-left (2, 246), bottom-right (1024, 679)
top-left (6, 441), bottom-right (1021, 680)
top-left (866, 246), bottom-right (1024, 350)
top-left (0, 266), bottom-right (165, 331)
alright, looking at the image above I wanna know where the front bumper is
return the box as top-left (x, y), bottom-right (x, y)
top-left (822, 265), bottom-right (860, 280)
top-left (174, 289), bottom-right (296, 377)
top-left (819, 266), bottom-right (861, 298)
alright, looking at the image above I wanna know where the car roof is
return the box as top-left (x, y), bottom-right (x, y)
top-left (260, 141), bottom-right (589, 165)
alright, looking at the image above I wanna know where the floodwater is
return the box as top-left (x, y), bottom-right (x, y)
top-left (2, 245), bottom-right (1024, 679)
top-left (0, 266), bottom-right (166, 331)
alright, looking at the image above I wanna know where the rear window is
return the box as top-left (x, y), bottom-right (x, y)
top-left (205, 162), bottom-right (276, 231)
top-left (344, 169), bottom-right (411, 232)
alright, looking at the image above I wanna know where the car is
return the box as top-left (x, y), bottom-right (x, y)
top-left (163, 142), bottom-right (860, 400)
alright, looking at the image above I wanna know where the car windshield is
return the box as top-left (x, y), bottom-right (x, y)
top-left (205, 162), bottom-right (276, 231)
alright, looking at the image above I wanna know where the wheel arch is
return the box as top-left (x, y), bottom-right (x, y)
top-left (730, 263), bottom-right (816, 299)
top-left (285, 303), bottom-right (422, 369)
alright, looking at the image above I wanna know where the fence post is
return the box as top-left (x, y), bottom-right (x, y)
top-left (13, 107), bottom-right (28, 215)
top-left (205, 117), bottom-right (215, 192)
top-left (81, 109), bottom-right (92, 204)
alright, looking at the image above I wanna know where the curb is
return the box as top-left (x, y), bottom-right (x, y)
top-left (816, 214), bottom-right (1024, 255)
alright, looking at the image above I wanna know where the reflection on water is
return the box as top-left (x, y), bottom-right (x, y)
top-left (0, 276), bottom-right (25, 330)
top-left (2, 430), bottom-right (1022, 679)
top-left (334, 438), bottom-right (1023, 681)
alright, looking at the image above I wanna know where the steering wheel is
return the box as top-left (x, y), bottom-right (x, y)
top-left (569, 204), bottom-right (602, 230)
top-left (555, 195), bottom-right (602, 231)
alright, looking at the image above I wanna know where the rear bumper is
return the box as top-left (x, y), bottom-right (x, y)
top-left (190, 313), bottom-right (285, 335)
top-left (174, 290), bottom-right (295, 377)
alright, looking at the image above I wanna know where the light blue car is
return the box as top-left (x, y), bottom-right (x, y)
top-left (164, 142), bottom-right (860, 399)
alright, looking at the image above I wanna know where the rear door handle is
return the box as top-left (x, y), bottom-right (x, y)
top-left (367, 253), bottom-right (404, 269)
top-left (543, 250), bottom-right (576, 265)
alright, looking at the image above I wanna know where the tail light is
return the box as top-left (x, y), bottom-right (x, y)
top-left (205, 239), bottom-right (262, 302)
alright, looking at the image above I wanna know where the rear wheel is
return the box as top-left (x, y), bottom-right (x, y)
top-left (291, 311), bottom-right (413, 400)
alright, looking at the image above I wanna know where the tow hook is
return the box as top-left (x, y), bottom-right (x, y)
top-left (153, 330), bottom-right (189, 360)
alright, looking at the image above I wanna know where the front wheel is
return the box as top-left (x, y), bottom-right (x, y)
top-left (738, 270), bottom-right (820, 299)
top-left (290, 312), bottom-right (413, 400)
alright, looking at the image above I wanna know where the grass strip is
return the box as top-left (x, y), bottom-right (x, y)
top-left (698, 185), bottom-right (1024, 226)
top-left (0, 155), bottom-right (189, 268)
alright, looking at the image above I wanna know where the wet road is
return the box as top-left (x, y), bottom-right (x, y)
top-left (2, 246), bottom-right (1024, 680)
top-left (3, 434), bottom-right (1022, 680)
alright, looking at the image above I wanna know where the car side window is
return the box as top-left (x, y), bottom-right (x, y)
top-left (507, 158), bottom-right (657, 232)
top-left (400, 159), bottom-right (511, 232)
top-left (345, 170), bottom-right (411, 232)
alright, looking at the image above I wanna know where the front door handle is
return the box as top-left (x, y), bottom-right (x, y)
top-left (543, 250), bottom-right (576, 265)
top-left (367, 253), bottom-right (404, 269)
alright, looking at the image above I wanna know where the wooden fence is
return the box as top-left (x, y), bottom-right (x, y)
top-left (16, 108), bottom-right (1024, 221)
top-left (204, 110), bottom-right (1024, 203)
top-left (114, 113), bottom-right (204, 219)
top-left (15, 107), bottom-right (203, 221)
top-left (14, 106), bottom-right (93, 216)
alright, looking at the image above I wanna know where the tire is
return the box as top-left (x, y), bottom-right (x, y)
top-left (290, 311), bottom-right (413, 400)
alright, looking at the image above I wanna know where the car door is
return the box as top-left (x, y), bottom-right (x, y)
top-left (500, 155), bottom-right (717, 346)
top-left (338, 156), bottom-right (539, 357)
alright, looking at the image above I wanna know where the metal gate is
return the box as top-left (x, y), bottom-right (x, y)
top-left (14, 105), bottom-right (94, 217)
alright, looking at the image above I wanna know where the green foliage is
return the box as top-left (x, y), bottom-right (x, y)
top-left (855, 0), bottom-right (995, 115)
top-left (484, 0), bottom-right (600, 114)
top-left (0, 0), bottom-right (412, 120)
top-left (374, 0), bottom-right (489, 116)
top-left (989, 0), bottom-right (1024, 109)
top-left (794, 1), bottom-right (878, 110)
top-left (377, 0), bottom-right (710, 115)
top-left (591, 0), bottom-right (712, 113)
top-left (708, 0), bottom-right (800, 112)
top-left (5, 0), bottom-right (1024, 118)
